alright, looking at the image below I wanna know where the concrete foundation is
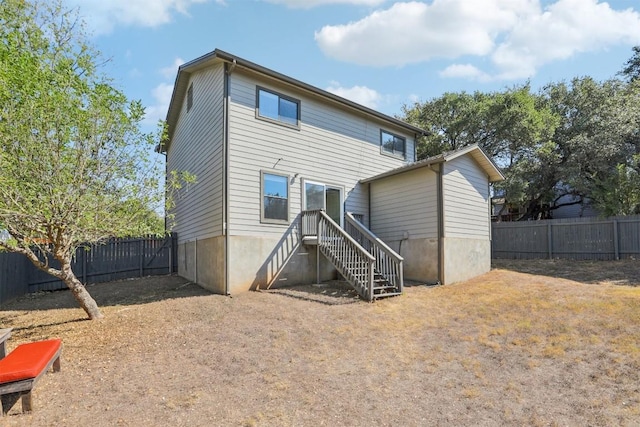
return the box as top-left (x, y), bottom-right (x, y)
top-left (177, 236), bottom-right (226, 294)
top-left (178, 233), bottom-right (336, 295)
top-left (177, 234), bottom-right (491, 295)
top-left (177, 241), bottom-right (196, 283)
top-left (227, 235), bottom-right (335, 294)
top-left (442, 237), bottom-right (491, 285)
top-left (392, 237), bottom-right (439, 284)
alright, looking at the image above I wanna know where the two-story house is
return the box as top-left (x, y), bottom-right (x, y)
top-left (159, 49), bottom-right (503, 300)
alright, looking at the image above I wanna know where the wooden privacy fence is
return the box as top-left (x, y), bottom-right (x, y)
top-left (0, 234), bottom-right (177, 305)
top-left (492, 215), bottom-right (640, 260)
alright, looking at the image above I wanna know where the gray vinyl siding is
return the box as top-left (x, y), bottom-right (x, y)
top-left (226, 69), bottom-right (415, 237)
top-left (443, 155), bottom-right (490, 239)
top-left (369, 167), bottom-right (438, 242)
top-left (166, 64), bottom-right (225, 244)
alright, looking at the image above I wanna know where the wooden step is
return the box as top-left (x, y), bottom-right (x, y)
top-left (373, 285), bottom-right (397, 291)
top-left (373, 291), bottom-right (402, 299)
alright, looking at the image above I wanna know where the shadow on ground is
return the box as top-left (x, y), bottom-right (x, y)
top-left (0, 275), bottom-right (212, 312)
top-left (264, 280), bottom-right (361, 306)
top-left (492, 259), bottom-right (640, 286)
top-left (265, 278), bottom-right (438, 305)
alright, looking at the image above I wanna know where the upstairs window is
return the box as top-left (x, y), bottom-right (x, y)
top-left (380, 130), bottom-right (406, 159)
top-left (257, 87), bottom-right (300, 127)
top-left (261, 171), bottom-right (289, 224)
top-left (187, 83), bottom-right (193, 112)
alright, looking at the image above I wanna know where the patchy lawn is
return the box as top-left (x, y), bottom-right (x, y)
top-left (492, 258), bottom-right (640, 287)
top-left (1, 260), bottom-right (640, 426)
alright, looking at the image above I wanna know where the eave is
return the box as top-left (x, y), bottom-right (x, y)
top-left (361, 144), bottom-right (505, 183)
top-left (158, 49), bottom-right (427, 153)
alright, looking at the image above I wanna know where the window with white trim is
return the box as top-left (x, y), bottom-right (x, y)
top-left (257, 87), bottom-right (300, 127)
top-left (303, 180), bottom-right (343, 227)
top-left (261, 171), bottom-right (289, 223)
top-left (380, 130), bottom-right (406, 158)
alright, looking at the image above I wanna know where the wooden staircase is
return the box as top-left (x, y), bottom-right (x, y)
top-left (301, 210), bottom-right (403, 301)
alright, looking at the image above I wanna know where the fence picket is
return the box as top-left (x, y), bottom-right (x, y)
top-left (492, 215), bottom-right (640, 260)
top-left (0, 234), bottom-right (177, 304)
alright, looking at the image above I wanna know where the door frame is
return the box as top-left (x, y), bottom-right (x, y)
top-left (302, 179), bottom-right (344, 227)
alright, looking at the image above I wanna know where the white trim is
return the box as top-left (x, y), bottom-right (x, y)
top-left (302, 179), bottom-right (344, 227)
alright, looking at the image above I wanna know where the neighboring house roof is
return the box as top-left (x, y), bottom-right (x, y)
top-left (159, 48), bottom-right (427, 153)
top-left (361, 144), bottom-right (505, 183)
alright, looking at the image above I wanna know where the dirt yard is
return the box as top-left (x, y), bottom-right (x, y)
top-left (1, 259), bottom-right (639, 426)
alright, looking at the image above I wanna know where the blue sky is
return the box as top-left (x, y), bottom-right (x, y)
top-left (63, 0), bottom-right (640, 131)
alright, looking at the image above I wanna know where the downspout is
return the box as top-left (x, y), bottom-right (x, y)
top-left (160, 151), bottom-right (168, 233)
top-left (488, 178), bottom-right (493, 259)
top-left (222, 61), bottom-right (232, 296)
top-left (435, 164), bottom-right (445, 285)
top-left (367, 182), bottom-right (371, 229)
top-left (159, 141), bottom-right (173, 273)
top-left (487, 179), bottom-right (492, 240)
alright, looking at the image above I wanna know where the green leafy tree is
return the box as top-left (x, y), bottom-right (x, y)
top-left (402, 91), bottom-right (490, 159)
top-left (402, 85), bottom-right (557, 219)
top-left (620, 46), bottom-right (640, 82)
top-left (404, 75), bottom-right (640, 220)
top-left (542, 77), bottom-right (640, 217)
top-left (590, 155), bottom-right (640, 216)
top-left (0, 0), bottom-right (193, 319)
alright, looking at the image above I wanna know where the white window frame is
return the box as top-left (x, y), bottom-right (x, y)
top-left (302, 179), bottom-right (344, 227)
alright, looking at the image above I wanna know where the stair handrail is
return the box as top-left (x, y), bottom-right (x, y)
top-left (345, 212), bottom-right (404, 293)
top-left (315, 210), bottom-right (375, 301)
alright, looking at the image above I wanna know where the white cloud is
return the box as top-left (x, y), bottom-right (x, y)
top-left (407, 93), bottom-right (421, 104)
top-left (326, 82), bottom-right (382, 108)
top-left (144, 58), bottom-right (189, 124)
top-left (66, 0), bottom-right (208, 34)
top-left (315, 1), bottom-right (535, 67)
top-left (491, 0), bottom-right (640, 79)
top-left (439, 64), bottom-right (491, 82)
top-left (144, 82), bottom-right (174, 124)
top-left (315, 0), bottom-right (640, 80)
top-left (265, 0), bottom-right (384, 8)
top-left (160, 58), bottom-right (185, 79)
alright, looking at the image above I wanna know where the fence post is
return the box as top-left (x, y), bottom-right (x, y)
top-left (139, 239), bottom-right (144, 277)
top-left (172, 232), bottom-right (177, 273)
top-left (547, 222), bottom-right (553, 259)
top-left (82, 247), bottom-right (87, 284)
top-left (168, 234), bottom-right (172, 275)
top-left (613, 219), bottom-right (619, 260)
top-left (0, 255), bottom-right (3, 305)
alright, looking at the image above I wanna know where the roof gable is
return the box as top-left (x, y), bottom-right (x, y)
top-left (361, 144), bottom-right (504, 183)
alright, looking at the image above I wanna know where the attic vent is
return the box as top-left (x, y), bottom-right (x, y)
top-left (187, 82), bottom-right (193, 112)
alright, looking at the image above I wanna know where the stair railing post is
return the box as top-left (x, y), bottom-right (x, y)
top-left (368, 259), bottom-right (374, 302)
top-left (344, 212), bottom-right (404, 296)
top-left (316, 213), bottom-right (321, 284)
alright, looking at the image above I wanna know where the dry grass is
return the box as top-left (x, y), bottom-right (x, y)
top-left (1, 259), bottom-right (640, 425)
